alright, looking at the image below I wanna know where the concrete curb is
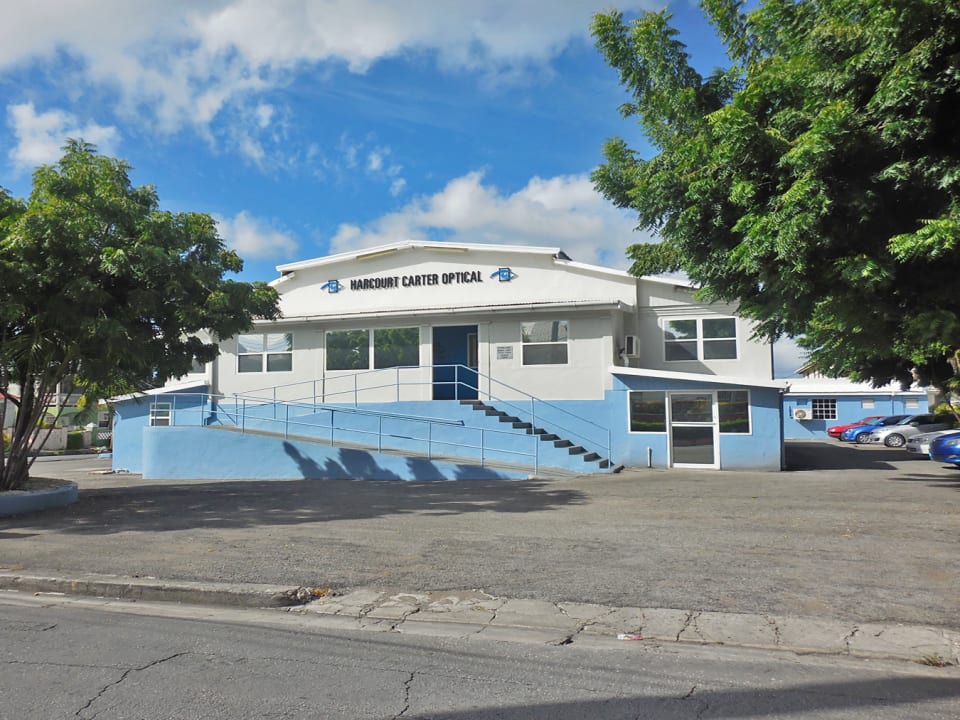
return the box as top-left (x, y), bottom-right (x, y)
top-left (0, 481), bottom-right (78, 518)
top-left (3, 571), bottom-right (958, 665)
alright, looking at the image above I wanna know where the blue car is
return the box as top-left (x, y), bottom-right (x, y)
top-left (839, 414), bottom-right (911, 443)
top-left (927, 431), bottom-right (960, 466)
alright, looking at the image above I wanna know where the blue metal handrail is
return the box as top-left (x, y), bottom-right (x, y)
top-left (234, 364), bottom-right (612, 462)
top-left (153, 392), bottom-right (542, 471)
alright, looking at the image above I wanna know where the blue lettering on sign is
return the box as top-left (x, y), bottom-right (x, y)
top-left (320, 279), bottom-right (342, 294)
top-left (492, 267), bottom-right (517, 282)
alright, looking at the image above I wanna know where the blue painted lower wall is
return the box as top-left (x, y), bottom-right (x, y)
top-left (782, 394), bottom-right (929, 439)
top-left (142, 427), bottom-right (528, 481)
top-left (113, 373), bottom-right (786, 476)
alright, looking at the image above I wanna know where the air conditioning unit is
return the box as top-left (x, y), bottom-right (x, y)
top-left (792, 407), bottom-right (812, 421)
top-left (623, 335), bottom-right (640, 358)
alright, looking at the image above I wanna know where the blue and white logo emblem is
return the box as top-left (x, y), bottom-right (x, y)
top-left (320, 279), bottom-right (343, 294)
top-left (491, 267), bottom-right (517, 282)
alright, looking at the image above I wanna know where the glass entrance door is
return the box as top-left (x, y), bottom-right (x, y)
top-left (669, 392), bottom-right (717, 467)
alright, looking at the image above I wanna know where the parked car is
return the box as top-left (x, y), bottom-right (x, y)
top-left (827, 415), bottom-right (885, 439)
top-left (865, 414), bottom-right (954, 448)
top-left (905, 429), bottom-right (960, 455)
top-left (839, 415), bottom-right (911, 443)
top-left (928, 431), bottom-right (960, 466)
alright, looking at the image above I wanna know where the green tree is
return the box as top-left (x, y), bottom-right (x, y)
top-left (0, 141), bottom-right (280, 490)
top-left (592, 0), bottom-right (960, 394)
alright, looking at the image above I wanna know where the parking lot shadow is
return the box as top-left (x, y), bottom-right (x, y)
top-left (1, 477), bottom-right (587, 535)
top-left (785, 441), bottom-right (912, 471)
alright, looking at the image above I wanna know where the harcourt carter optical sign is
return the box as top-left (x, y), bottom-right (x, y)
top-left (321, 268), bottom-right (517, 294)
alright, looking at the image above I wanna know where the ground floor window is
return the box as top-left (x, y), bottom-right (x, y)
top-left (149, 402), bottom-right (172, 427)
top-left (629, 391), bottom-right (666, 432)
top-left (811, 398), bottom-right (837, 420)
top-left (718, 390), bottom-right (750, 433)
top-left (326, 327), bottom-right (420, 371)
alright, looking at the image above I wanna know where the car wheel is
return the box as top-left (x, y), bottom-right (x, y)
top-left (884, 433), bottom-right (906, 448)
top-left (855, 432), bottom-right (871, 444)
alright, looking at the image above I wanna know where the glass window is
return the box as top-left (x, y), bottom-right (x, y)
top-left (664, 320), bottom-right (698, 361)
top-left (671, 393), bottom-right (714, 423)
top-left (861, 399), bottom-right (875, 409)
top-left (718, 390), bottom-right (750, 433)
top-left (521, 320), bottom-right (569, 365)
top-left (905, 398), bottom-right (920, 409)
top-left (629, 391), bottom-right (666, 432)
top-left (811, 398), bottom-right (837, 420)
top-left (149, 402), bottom-right (171, 427)
top-left (664, 318), bottom-right (737, 361)
top-left (374, 327), bottom-right (419, 369)
top-left (238, 333), bottom-right (293, 373)
top-left (326, 330), bottom-right (370, 371)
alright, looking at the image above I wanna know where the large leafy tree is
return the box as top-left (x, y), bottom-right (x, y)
top-left (592, 0), bottom-right (960, 392)
top-left (0, 141), bottom-right (280, 490)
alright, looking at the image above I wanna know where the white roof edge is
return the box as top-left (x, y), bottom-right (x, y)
top-left (610, 365), bottom-right (788, 390)
top-left (108, 379), bottom-right (208, 403)
top-left (275, 240), bottom-right (569, 274)
top-left (637, 274), bottom-right (696, 288)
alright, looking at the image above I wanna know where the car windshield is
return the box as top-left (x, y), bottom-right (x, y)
top-left (876, 415), bottom-right (910, 427)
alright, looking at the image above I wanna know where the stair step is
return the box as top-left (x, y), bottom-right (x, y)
top-left (539, 434), bottom-right (560, 442)
top-left (567, 446), bottom-right (586, 455)
top-left (498, 415), bottom-right (521, 423)
top-left (512, 422), bottom-right (533, 430)
top-left (611, 464), bottom-right (625, 473)
top-left (553, 439), bottom-right (573, 448)
top-left (527, 427), bottom-right (547, 435)
top-left (598, 459), bottom-right (610, 469)
top-left (459, 400), bottom-right (485, 407)
top-left (484, 408), bottom-right (508, 417)
top-left (582, 452), bottom-right (601, 462)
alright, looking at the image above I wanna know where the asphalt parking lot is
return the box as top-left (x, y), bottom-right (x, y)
top-left (3, 440), bottom-right (958, 629)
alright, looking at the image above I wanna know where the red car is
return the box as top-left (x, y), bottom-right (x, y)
top-left (827, 416), bottom-right (885, 439)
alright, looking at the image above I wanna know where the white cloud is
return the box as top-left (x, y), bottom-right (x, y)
top-left (328, 170), bottom-right (656, 267)
top-left (216, 210), bottom-right (299, 260)
top-left (7, 102), bottom-right (119, 170)
top-left (0, 1), bottom-right (657, 135)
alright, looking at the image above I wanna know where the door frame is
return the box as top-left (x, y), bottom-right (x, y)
top-left (667, 390), bottom-right (720, 469)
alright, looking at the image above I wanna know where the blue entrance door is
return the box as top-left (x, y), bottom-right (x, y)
top-left (433, 325), bottom-right (478, 400)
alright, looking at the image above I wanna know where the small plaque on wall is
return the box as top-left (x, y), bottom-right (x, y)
top-left (496, 346), bottom-right (513, 360)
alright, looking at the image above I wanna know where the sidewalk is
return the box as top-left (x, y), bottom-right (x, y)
top-left (1, 449), bottom-right (959, 665)
top-left (1, 570), bottom-right (957, 665)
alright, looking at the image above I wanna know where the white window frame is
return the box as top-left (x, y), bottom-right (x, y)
top-left (811, 398), bottom-right (837, 420)
top-left (325, 327), bottom-right (421, 371)
top-left (149, 402), bottom-right (172, 427)
top-left (520, 320), bottom-right (569, 366)
top-left (237, 333), bottom-right (293, 374)
top-left (663, 317), bottom-right (738, 362)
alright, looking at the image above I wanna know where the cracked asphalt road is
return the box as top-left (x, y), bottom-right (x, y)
top-left (3, 440), bottom-right (959, 629)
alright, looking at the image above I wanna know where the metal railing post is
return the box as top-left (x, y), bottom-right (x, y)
top-left (171, 394), bottom-right (177, 426)
top-left (480, 427), bottom-right (485, 467)
top-left (241, 398), bottom-right (246, 433)
top-left (284, 404), bottom-right (289, 439)
top-left (377, 415), bottom-right (382, 453)
top-left (427, 423), bottom-right (433, 460)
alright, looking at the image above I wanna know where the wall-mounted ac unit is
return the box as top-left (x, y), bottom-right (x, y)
top-left (792, 407), bottom-right (812, 421)
top-left (623, 335), bottom-right (640, 358)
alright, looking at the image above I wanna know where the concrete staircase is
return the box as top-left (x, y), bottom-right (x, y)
top-left (459, 399), bottom-right (623, 474)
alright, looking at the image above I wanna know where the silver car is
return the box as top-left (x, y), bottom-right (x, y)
top-left (866, 414), bottom-right (954, 448)
top-left (905, 429), bottom-right (960, 455)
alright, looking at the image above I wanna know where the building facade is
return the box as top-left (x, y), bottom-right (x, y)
top-left (113, 241), bottom-right (787, 479)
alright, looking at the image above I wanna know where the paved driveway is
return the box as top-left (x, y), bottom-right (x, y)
top-left (3, 442), bottom-right (959, 628)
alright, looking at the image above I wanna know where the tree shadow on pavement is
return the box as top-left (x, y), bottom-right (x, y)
top-left (0, 477), bottom-right (587, 535)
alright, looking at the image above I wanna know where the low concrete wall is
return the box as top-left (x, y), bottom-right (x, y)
top-left (0, 481), bottom-right (78, 517)
top-left (142, 426), bottom-right (529, 481)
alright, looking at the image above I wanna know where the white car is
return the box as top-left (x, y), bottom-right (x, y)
top-left (905, 429), bottom-right (960, 455)
top-left (866, 414), bottom-right (954, 448)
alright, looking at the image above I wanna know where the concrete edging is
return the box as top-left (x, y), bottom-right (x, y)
top-left (2, 571), bottom-right (957, 665)
top-left (0, 481), bottom-right (78, 517)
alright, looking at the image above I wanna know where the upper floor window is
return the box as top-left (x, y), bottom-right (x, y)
top-left (521, 320), bottom-right (569, 365)
top-left (238, 333), bottom-right (293, 373)
top-left (664, 318), bottom-right (737, 361)
top-left (149, 402), bottom-right (172, 427)
top-left (326, 328), bottom-right (420, 371)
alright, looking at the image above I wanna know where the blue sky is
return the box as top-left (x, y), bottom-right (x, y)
top-left (0, 0), bottom-right (803, 374)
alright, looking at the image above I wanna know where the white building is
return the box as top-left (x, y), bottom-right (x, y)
top-left (113, 241), bottom-right (787, 479)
